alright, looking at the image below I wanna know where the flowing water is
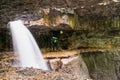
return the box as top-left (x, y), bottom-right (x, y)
top-left (9, 20), bottom-right (49, 70)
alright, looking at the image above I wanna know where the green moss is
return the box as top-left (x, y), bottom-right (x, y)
top-left (68, 13), bottom-right (80, 29)
top-left (69, 15), bottom-right (75, 29)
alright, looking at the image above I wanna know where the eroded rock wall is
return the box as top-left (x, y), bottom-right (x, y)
top-left (81, 49), bottom-right (120, 80)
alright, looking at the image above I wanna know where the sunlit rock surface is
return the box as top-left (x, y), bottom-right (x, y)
top-left (0, 51), bottom-right (90, 80)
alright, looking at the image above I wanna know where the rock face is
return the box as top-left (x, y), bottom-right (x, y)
top-left (0, 51), bottom-right (91, 80)
top-left (0, 1), bottom-right (120, 80)
top-left (81, 49), bottom-right (120, 80)
top-left (69, 30), bottom-right (120, 49)
top-left (0, 0), bottom-right (120, 28)
top-left (0, 0), bottom-right (120, 51)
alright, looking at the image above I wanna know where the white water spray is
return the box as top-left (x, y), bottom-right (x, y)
top-left (9, 20), bottom-right (49, 70)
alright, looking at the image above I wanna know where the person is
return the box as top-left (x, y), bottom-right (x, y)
top-left (51, 36), bottom-right (58, 51)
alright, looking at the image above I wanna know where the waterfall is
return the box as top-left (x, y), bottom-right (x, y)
top-left (9, 20), bottom-right (49, 70)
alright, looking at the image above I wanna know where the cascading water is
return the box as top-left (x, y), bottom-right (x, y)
top-left (9, 20), bottom-right (49, 70)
